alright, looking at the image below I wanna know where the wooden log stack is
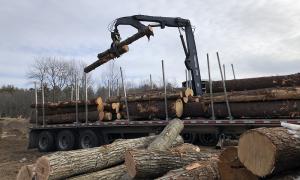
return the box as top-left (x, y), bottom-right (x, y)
top-left (17, 121), bottom-right (300, 180)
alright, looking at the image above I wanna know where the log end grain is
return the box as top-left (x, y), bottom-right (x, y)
top-left (238, 129), bottom-right (277, 177)
top-left (99, 111), bottom-right (105, 121)
top-left (175, 99), bottom-right (183, 117)
top-left (124, 151), bottom-right (137, 178)
top-left (36, 157), bottom-right (50, 180)
top-left (16, 164), bottom-right (36, 180)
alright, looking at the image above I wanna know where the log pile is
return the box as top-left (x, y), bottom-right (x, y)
top-left (17, 121), bottom-right (300, 180)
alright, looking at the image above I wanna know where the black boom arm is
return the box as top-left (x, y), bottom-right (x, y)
top-left (112, 15), bottom-right (203, 95)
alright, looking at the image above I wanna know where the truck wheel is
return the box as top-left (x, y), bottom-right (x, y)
top-left (38, 131), bottom-right (54, 152)
top-left (198, 133), bottom-right (218, 146)
top-left (56, 130), bottom-right (75, 151)
top-left (79, 130), bottom-right (99, 149)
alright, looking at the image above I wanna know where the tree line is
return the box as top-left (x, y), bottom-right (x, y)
top-left (0, 57), bottom-right (178, 118)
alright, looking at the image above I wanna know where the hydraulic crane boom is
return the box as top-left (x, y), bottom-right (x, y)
top-left (111, 15), bottom-right (203, 95)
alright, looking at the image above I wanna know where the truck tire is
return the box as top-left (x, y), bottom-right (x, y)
top-left (79, 130), bottom-right (99, 149)
top-left (38, 131), bottom-right (55, 152)
top-left (198, 133), bottom-right (218, 146)
top-left (56, 130), bottom-right (75, 151)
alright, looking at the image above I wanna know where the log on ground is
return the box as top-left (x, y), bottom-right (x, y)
top-left (148, 119), bottom-right (184, 151)
top-left (35, 136), bottom-right (156, 180)
top-left (219, 146), bottom-right (258, 180)
top-left (16, 164), bottom-right (36, 180)
top-left (155, 158), bottom-right (220, 180)
top-left (238, 127), bottom-right (300, 177)
top-left (67, 164), bottom-right (127, 180)
top-left (125, 149), bottom-right (212, 178)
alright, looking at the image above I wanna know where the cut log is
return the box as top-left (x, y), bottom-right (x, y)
top-left (84, 26), bottom-right (154, 73)
top-left (238, 127), bottom-right (300, 177)
top-left (98, 111), bottom-right (105, 121)
top-left (121, 99), bottom-right (183, 120)
top-left (171, 143), bottom-right (200, 153)
top-left (35, 106), bottom-right (98, 116)
top-left (185, 88), bottom-right (194, 97)
top-left (155, 158), bottom-right (220, 180)
top-left (206, 73), bottom-right (300, 93)
top-left (125, 149), bottom-right (213, 178)
top-left (35, 135), bottom-right (156, 180)
top-left (182, 101), bottom-right (207, 118)
top-left (16, 164), bottom-right (36, 180)
top-left (102, 112), bottom-right (113, 121)
top-left (31, 98), bottom-right (99, 108)
top-left (67, 164), bottom-right (127, 180)
top-left (116, 113), bottom-right (122, 120)
top-left (29, 111), bottom-right (99, 124)
top-left (219, 146), bottom-right (258, 180)
top-left (106, 92), bottom-right (183, 103)
top-left (202, 87), bottom-right (300, 103)
top-left (148, 119), bottom-right (184, 151)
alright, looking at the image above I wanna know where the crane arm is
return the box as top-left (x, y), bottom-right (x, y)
top-left (112, 15), bottom-right (203, 95)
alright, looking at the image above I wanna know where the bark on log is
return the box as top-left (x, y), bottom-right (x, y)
top-left (67, 164), bottom-right (127, 180)
top-left (121, 99), bottom-right (183, 120)
top-left (84, 26), bottom-right (154, 73)
top-left (106, 92), bottom-right (183, 103)
top-left (124, 149), bottom-right (212, 178)
top-left (16, 164), bottom-right (36, 180)
top-left (171, 143), bottom-right (200, 153)
top-left (202, 87), bottom-right (300, 103)
top-left (207, 100), bottom-right (300, 119)
top-left (155, 158), bottom-right (220, 180)
top-left (148, 119), bottom-right (184, 151)
top-left (206, 73), bottom-right (300, 93)
top-left (31, 98), bottom-right (99, 108)
top-left (238, 127), bottom-right (300, 177)
top-left (182, 101), bottom-right (207, 118)
top-left (35, 136), bottom-right (156, 180)
top-left (29, 111), bottom-right (99, 124)
top-left (219, 146), bottom-right (258, 180)
top-left (35, 106), bottom-right (98, 116)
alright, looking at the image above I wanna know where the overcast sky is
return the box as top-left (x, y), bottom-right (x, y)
top-left (1, 0), bottom-right (300, 88)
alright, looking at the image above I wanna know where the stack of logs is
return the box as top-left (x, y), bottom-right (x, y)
top-left (17, 120), bottom-right (300, 180)
top-left (30, 73), bottom-right (300, 124)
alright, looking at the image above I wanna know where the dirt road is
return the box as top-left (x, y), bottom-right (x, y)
top-left (0, 118), bottom-right (45, 180)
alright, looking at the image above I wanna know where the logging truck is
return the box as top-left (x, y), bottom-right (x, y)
top-left (28, 15), bottom-right (300, 152)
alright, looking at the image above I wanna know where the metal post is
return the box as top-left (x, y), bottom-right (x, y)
top-left (75, 77), bottom-right (79, 124)
top-left (161, 60), bottom-right (169, 120)
top-left (185, 69), bottom-right (188, 89)
top-left (120, 67), bottom-right (130, 120)
top-left (71, 85), bottom-right (74, 101)
top-left (85, 73), bottom-right (88, 124)
top-left (223, 64), bottom-right (226, 81)
top-left (117, 79), bottom-right (120, 96)
top-left (206, 54), bottom-right (215, 120)
top-left (231, 64), bottom-right (236, 80)
top-left (41, 82), bottom-right (45, 127)
top-left (34, 82), bottom-right (38, 126)
top-left (108, 80), bottom-right (111, 98)
top-left (150, 74), bottom-right (153, 89)
top-left (216, 52), bottom-right (232, 119)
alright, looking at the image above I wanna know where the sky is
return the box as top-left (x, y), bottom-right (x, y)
top-left (0, 0), bottom-right (300, 88)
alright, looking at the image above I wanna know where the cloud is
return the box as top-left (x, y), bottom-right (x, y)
top-left (0, 0), bottom-right (299, 88)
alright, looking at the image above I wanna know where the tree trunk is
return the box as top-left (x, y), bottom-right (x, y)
top-left (35, 136), bottom-right (156, 180)
top-left (238, 127), bottom-right (300, 177)
top-left (67, 164), bottom-right (127, 180)
top-left (206, 73), bottom-right (300, 93)
top-left (124, 149), bottom-right (212, 178)
top-left (155, 158), bottom-right (220, 180)
top-left (36, 106), bottom-right (98, 116)
top-left (219, 146), bottom-right (258, 180)
top-left (84, 26), bottom-right (154, 73)
top-left (182, 101), bottom-right (207, 118)
top-left (121, 99), bottom-right (183, 120)
top-left (148, 119), bottom-right (184, 151)
top-left (16, 164), bottom-right (35, 180)
top-left (29, 111), bottom-right (99, 124)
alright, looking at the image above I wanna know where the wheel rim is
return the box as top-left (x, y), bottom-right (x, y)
top-left (199, 134), bottom-right (217, 146)
top-left (59, 135), bottom-right (69, 149)
top-left (82, 135), bottom-right (92, 148)
top-left (39, 136), bottom-right (48, 149)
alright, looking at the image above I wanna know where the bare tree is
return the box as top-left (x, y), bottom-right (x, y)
top-left (27, 57), bottom-right (48, 86)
